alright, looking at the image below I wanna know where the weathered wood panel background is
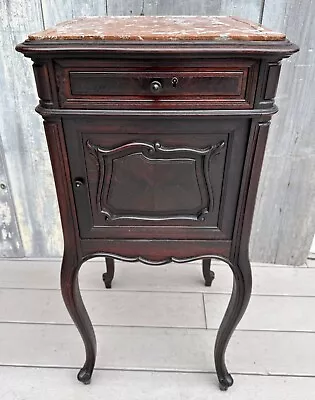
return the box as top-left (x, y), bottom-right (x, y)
top-left (0, 0), bottom-right (314, 264)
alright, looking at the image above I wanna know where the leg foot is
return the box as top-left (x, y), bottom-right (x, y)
top-left (219, 373), bottom-right (234, 391)
top-left (214, 255), bottom-right (252, 390)
top-left (103, 257), bottom-right (115, 289)
top-left (202, 259), bottom-right (215, 287)
top-left (77, 364), bottom-right (93, 385)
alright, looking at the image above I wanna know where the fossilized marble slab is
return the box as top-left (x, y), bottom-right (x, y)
top-left (28, 16), bottom-right (286, 42)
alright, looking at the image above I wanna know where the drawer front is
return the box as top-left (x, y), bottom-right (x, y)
top-left (55, 59), bottom-right (258, 109)
top-left (64, 117), bottom-right (249, 240)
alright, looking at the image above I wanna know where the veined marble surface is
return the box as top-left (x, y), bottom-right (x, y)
top-left (28, 16), bottom-right (286, 42)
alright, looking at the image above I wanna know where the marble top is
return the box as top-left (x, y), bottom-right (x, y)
top-left (28, 16), bottom-right (286, 42)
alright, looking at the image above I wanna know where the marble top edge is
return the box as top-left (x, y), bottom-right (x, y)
top-left (27, 16), bottom-right (286, 42)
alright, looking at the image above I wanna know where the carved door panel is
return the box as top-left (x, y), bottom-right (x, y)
top-left (64, 117), bottom-right (250, 240)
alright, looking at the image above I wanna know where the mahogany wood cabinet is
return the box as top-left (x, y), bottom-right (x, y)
top-left (16, 16), bottom-right (298, 391)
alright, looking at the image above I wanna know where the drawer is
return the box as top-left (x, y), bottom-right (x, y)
top-left (63, 116), bottom-right (250, 240)
top-left (55, 59), bottom-right (258, 109)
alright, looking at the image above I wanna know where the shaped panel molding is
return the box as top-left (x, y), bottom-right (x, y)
top-left (87, 140), bottom-right (225, 222)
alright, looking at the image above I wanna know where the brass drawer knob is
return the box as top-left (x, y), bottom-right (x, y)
top-left (150, 80), bottom-right (163, 93)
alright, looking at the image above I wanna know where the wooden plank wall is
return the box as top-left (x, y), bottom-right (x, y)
top-left (250, 0), bottom-right (315, 264)
top-left (0, 137), bottom-right (23, 257)
top-left (0, 0), bottom-right (314, 264)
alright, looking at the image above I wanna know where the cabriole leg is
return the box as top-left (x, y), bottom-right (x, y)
top-left (202, 258), bottom-right (215, 286)
top-left (60, 250), bottom-right (96, 384)
top-left (214, 254), bottom-right (252, 391)
top-left (103, 257), bottom-right (115, 289)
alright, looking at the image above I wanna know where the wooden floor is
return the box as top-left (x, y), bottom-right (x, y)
top-left (0, 258), bottom-right (315, 399)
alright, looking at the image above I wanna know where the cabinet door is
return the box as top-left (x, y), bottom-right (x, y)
top-left (64, 116), bottom-right (249, 240)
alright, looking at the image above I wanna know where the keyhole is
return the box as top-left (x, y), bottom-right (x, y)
top-left (172, 77), bottom-right (178, 88)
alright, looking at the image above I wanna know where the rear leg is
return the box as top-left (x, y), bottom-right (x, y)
top-left (202, 259), bottom-right (215, 287)
top-left (102, 257), bottom-right (115, 289)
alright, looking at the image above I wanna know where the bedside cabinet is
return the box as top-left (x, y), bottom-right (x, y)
top-left (16, 16), bottom-right (298, 390)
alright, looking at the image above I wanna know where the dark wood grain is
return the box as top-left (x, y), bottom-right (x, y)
top-left (16, 24), bottom-right (298, 390)
top-left (16, 38), bottom-right (298, 58)
top-left (54, 58), bottom-right (258, 110)
top-left (64, 117), bottom-right (248, 241)
top-left (81, 240), bottom-right (231, 262)
top-left (86, 138), bottom-right (225, 222)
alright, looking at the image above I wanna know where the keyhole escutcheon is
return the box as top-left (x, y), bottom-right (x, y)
top-left (172, 77), bottom-right (179, 88)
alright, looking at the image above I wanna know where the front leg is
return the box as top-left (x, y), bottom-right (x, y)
top-left (60, 250), bottom-right (96, 384)
top-left (214, 253), bottom-right (252, 390)
top-left (103, 257), bottom-right (115, 289)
